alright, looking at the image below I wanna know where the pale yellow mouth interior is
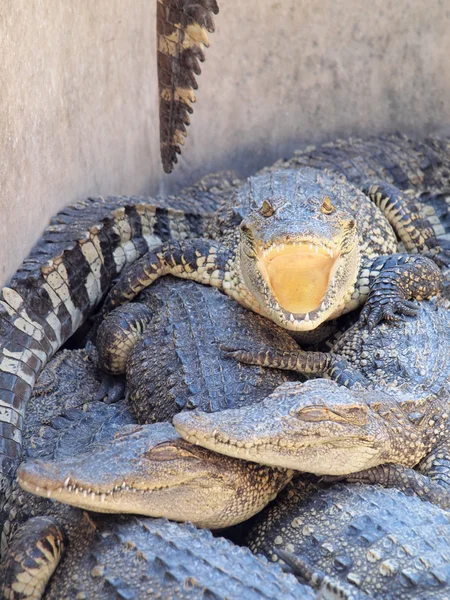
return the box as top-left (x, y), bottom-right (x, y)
top-left (259, 243), bottom-right (338, 314)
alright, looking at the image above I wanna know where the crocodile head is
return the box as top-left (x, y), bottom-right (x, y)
top-left (17, 422), bottom-right (292, 529)
top-left (236, 168), bottom-right (360, 331)
top-left (174, 380), bottom-right (399, 475)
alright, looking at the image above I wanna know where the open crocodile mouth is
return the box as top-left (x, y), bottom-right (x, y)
top-left (257, 242), bottom-right (340, 315)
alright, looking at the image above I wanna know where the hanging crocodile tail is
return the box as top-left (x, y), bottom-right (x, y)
top-left (0, 195), bottom-right (207, 490)
top-left (157, 0), bottom-right (219, 174)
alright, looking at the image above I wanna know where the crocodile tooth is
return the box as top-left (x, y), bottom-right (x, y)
top-left (64, 477), bottom-right (71, 488)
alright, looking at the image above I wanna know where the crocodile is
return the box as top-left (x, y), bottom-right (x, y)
top-left (157, 0), bottom-right (219, 173)
top-left (14, 278), bottom-right (301, 528)
top-left (0, 137), bottom-right (449, 510)
top-left (4, 515), bottom-right (314, 600)
top-left (1, 332), bottom-right (346, 599)
top-left (102, 161), bottom-right (447, 337)
top-left (244, 479), bottom-right (450, 600)
top-left (173, 297), bottom-right (450, 504)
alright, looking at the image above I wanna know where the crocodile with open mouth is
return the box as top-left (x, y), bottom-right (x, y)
top-left (0, 134), bottom-right (449, 529)
top-left (102, 161), bottom-right (446, 336)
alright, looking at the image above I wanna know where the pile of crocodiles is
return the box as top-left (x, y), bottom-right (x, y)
top-left (1, 134), bottom-right (450, 598)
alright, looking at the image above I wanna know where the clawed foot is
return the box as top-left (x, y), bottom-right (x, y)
top-left (359, 295), bottom-right (419, 330)
top-left (94, 373), bottom-right (126, 404)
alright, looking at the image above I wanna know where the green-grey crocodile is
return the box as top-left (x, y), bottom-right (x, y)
top-left (0, 135), bottom-right (449, 512)
top-left (174, 297), bottom-right (450, 505)
top-left (13, 277), bottom-right (302, 528)
top-left (6, 347), bottom-right (449, 600)
top-left (96, 276), bottom-right (302, 418)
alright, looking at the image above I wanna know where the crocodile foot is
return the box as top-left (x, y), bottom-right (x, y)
top-left (359, 295), bottom-right (419, 330)
top-left (93, 373), bottom-right (126, 404)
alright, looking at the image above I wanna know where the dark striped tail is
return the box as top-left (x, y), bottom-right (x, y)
top-left (157, 0), bottom-right (219, 173)
top-left (0, 196), bottom-right (207, 488)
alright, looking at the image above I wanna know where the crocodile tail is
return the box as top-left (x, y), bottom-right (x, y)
top-left (157, 0), bottom-right (219, 174)
top-left (0, 197), bottom-right (207, 489)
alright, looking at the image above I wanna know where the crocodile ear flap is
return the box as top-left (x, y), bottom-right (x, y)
top-left (292, 404), bottom-right (368, 426)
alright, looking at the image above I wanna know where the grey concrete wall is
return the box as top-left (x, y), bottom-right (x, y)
top-left (1, 0), bottom-right (450, 286)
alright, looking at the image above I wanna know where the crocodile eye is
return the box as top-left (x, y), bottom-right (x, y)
top-left (292, 404), bottom-right (367, 426)
top-left (320, 196), bottom-right (336, 215)
top-left (259, 199), bottom-right (275, 217)
top-left (240, 221), bottom-right (251, 234)
top-left (346, 219), bottom-right (356, 229)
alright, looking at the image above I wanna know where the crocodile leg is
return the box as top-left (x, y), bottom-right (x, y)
top-left (362, 181), bottom-right (450, 267)
top-left (96, 303), bottom-right (153, 375)
top-left (352, 253), bottom-right (443, 330)
top-left (0, 516), bottom-right (66, 600)
top-left (417, 438), bottom-right (450, 490)
top-left (94, 303), bottom-right (154, 402)
top-left (219, 345), bottom-right (367, 387)
top-left (341, 463), bottom-right (450, 510)
top-left (102, 239), bottom-right (261, 315)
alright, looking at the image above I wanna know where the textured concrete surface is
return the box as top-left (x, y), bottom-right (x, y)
top-left (1, 0), bottom-right (450, 285)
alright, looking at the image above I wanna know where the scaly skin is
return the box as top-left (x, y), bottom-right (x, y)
top-left (0, 172), bottom-right (239, 500)
top-left (97, 277), bottom-right (300, 418)
top-left (1, 350), bottom-right (304, 600)
top-left (174, 299), bottom-right (450, 484)
top-left (103, 165), bottom-right (444, 337)
top-left (245, 480), bottom-right (450, 600)
top-left (0, 135), bottom-right (448, 512)
top-left (2, 514), bottom-right (315, 600)
top-left (157, 0), bottom-right (219, 173)
top-left (17, 421), bottom-right (293, 529)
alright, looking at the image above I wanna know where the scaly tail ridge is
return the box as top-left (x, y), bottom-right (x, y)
top-left (0, 196), bottom-right (206, 490)
top-left (157, 0), bottom-right (219, 173)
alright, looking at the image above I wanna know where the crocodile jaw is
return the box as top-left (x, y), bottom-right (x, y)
top-left (174, 421), bottom-right (382, 475)
top-left (240, 238), bottom-right (360, 332)
top-left (173, 380), bottom-right (392, 475)
top-left (257, 242), bottom-right (341, 315)
top-left (17, 424), bottom-right (292, 529)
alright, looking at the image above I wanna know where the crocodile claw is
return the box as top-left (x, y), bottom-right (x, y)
top-left (359, 297), bottom-right (419, 331)
top-left (94, 373), bottom-right (126, 404)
